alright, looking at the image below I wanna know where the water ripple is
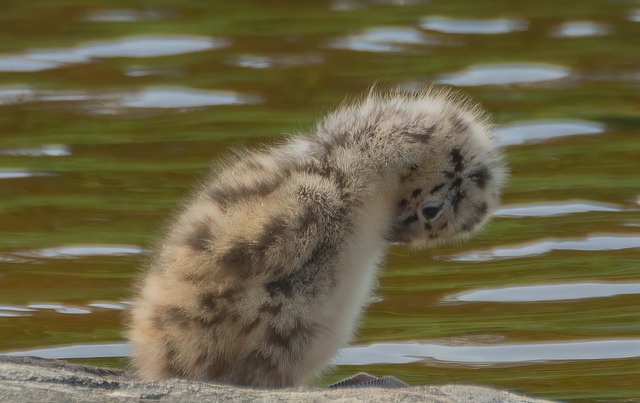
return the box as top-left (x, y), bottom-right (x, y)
top-left (228, 53), bottom-right (323, 69)
top-left (335, 339), bottom-right (640, 365)
top-left (0, 304), bottom-right (35, 312)
top-left (1, 343), bottom-right (128, 359)
top-left (0, 169), bottom-right (51, 179)
top-left (437, 63), bottom-right (570, 86)
top-left (494, 119), bottom-right (605, 145)
top-left (0, 304), bottom-right (34, 317)
top-left (420, 16), bottom-right (527, 34)
top-left (0, 145), bottom-right (70, 157)
top-left (4, 338), bottom-right (640, 365)
top-left (553, 21), bottom-right (609, 37)
top-left (0, 312), bottom-right (30, 317)
top-left (113, 87), bottom-right (260, 109)
top-left (331, 0), bottom-right (422, 11)
top-left (328, 27), bottom-right (439, 52)
top-left (86, 301), bottom-right (127, 310)
top-left (79, 35), bottom-right (226, 58)
top-left (0, 57), bottom-right (60, 72)
top-left (0, 301), bottom-right (130, 318)
top-left (0, 84), bottom-right (255, 111)
top-left (0, 86), bottom-right (34, 104)
top-left (18, 245), bottom-right (144, 259)
top-left (27, 303), bottom-right (91, 315)
top-left (450, 234), bottom-right (640, 262)
top-left (495, 201), bottom-right (621, 217)
top-left (84, 9), bottom-right (165, 22)
top-left (0, 35), bottom-right (227, 72)
top-left (0, 86), bottom-right (90, 105)
top-left (445, 282), bottom-right (640, 302)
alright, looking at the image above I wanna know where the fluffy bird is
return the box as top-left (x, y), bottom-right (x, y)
top-left (128, 87), bottom-right (507, 387)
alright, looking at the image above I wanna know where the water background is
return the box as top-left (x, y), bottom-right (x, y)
top-left (1, 1), bottom-right (639, 401)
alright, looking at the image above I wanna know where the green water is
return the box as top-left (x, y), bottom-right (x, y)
top-left (1, 1), bottom-right (639, 401)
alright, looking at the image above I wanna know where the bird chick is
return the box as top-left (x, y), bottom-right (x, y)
top-left (128, 87), bottom-right (507, 387)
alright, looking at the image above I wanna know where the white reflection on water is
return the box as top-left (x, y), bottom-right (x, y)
top-left (494, 119), bottom-right (604, 146)
top-left (0, 86), bottom-right (34, 104)
top-left (0, 57), bottom-right (60, 72)
top-left (0, 35), bottom-right (226, 72)
top-left (495, 201), bottom-right (621, 217)
top-left (0, 312), bottom-right (29, 317)
top-left (229, 53), bottom-right (324, 69)
top-left (420, 16), bottom-right (527, 34)
top-left (84, 9), bottom-right (165, 22)
top-left (0, 145), bottom-right (70, 157)
top-left (0, 170), bottom-right (52, 179)
top-left (0, 86), bottom-right (91, 106)
top-left (3, 338), bottom-right (640, 365)
top-left (0, 343), bottom-right (129, 359)
top-left (0, 305), bottom-right (34, 317)
top-left (437, 63), bottom-right (570, 86)
top-left (17, 245), bottom-right (144, 259)
top-left (328, 27), bottom-right (439, 52)
top-left (87, 302), bottom-right (127, 310)
top-left (27, 303), bottom-right (91, 315)
top-left (117, 87), bottom-right (258, 108)
top-left (335, 339), bottom-right (640, 365)
top-left (553, 21), bottom-right (609, 37)
top-left (331, 0), bottom-right (423, 11)
top-left (0, 301), bottom-right (129, 317)
top-left (79, 36), bottom-right (226, 58)
top-left (0, 85), bottom-right (257, 111)
top-left (446, 282), bottom-right (640, 302)
top-left (450, 234), bottom-right (640, 262)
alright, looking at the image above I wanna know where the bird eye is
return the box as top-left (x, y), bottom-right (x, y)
top-left (422, 203), bottom-right (443, 221)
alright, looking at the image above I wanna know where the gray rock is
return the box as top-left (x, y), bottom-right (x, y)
top-left (0, 356), bottom-right (556, 402)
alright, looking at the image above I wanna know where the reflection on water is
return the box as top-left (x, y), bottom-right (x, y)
top-left (84, 9), bottom-right (165, 22)
top-left (229, 54), bottom-right (324, 70)
top-left (0, 145), bottom-right (70, 157)
top-left (79, 35), bottom-right (225, 58)
top-left (0, 35), bottom-right (226, 72)
top-left (0, 86), bottom-right (32, 104)
top-left (86, 302), bottom-right (127, 310)
top-left (0, 300), bottom-right (130, 318)
top-left (451, 235), bottom-right (640, 262)
top-left (0, 86), bottom-right (91, 105)
top-left (4, 338), bottom-right (640, 366)
top-left (1, 343), bottom-right (128, 359)
top-left (0, 305), bottom-right (34, 317)
top-left (436, 63), bottom-right (571, 86)
top-left (117, 87), bottom-right (258, 109)
top-left (0, 169), bottom-right (51, 179)
top-left (328, 27), bottom-right (438, 52)
top-left (26, 303), bottom-right (92, 315)
top-left (494, 119), bottom-right (604, 146)
top-left (0, 85), bottom-right (258, 112)
top-left (10, 245), bottom-right (144, 259)
top-left (446, 282), bottom-right (640, 302)
top-left (419, 16), bottom-right (527, 34)
top-left (330, 0), bottom-right (423, 11)
top-left (552, 21), bottom-right (609, 37)
top-left (335, 339), bottom-right (640, 365)
top-left (495, 201), bottom-right (621, 217)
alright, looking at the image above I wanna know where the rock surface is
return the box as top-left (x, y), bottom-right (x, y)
top-left (0, 356), bottom-right (556, 402)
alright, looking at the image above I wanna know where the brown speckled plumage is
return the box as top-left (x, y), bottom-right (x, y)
top-left (128, 87), bottom-right (507, 387)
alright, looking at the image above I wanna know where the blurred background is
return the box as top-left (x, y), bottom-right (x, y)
top-left (0, 1), bottom-right (639, 401)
